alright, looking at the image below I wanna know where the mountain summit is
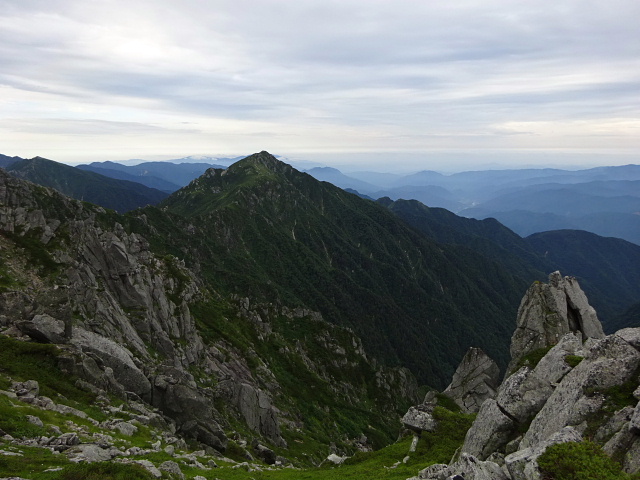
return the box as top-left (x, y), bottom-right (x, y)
top-left (146, 151), bottom-right (524, 386)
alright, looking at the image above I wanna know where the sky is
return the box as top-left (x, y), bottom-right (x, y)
top-left (1, 0), bottom-right (639, 172)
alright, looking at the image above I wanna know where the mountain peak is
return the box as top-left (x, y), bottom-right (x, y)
top-left (233, 150), bottom-right (294, 174)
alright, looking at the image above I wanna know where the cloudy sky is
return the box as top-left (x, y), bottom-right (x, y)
top-left (1, 0), bottom-right (639, 171)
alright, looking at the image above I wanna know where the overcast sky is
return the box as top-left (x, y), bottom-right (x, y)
top-left (1, 0), bottom-right (639, 171)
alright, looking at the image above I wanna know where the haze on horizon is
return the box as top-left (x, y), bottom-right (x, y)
top-left (1, 0), bottom-right (639, 172)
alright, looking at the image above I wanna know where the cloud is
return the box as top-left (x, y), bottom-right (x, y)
top-left (0, 0), bottom-right (639, 167)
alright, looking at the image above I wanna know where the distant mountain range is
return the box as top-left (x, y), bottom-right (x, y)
top-left (0, 153), bottom-right (23, 167)
top-left (77, 160), bottom-right (226, 192)
top-left (306, 164), bottom-right (640, 245)
top-left (3, 157), bottom-right (169, 213)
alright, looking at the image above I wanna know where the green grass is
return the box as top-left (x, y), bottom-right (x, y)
top-left (35, 461), bottom-right (156, 480)
top-left (564, 355), bottom-right (584, 368)
top-left (513, 346), bottom-right (553, 372)
top-left (177, 408), bottom-right (473, 480)
top-left (537, 441), bottom-right (640, 480)
top-left (0, 444), bottom-right (72, 478)
top-left (0, 395), bottom-right (48, 438)
top-left (0, 336), bottom-right (110, 423)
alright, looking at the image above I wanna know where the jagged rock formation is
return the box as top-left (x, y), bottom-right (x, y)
top-left (402, 392), bottom-right (438, 433)
top-left (0, 168), bottom-right (419, 462)
top-left (410, 272), bottom-right (640, 479)
top-left (442, 347), bottom-right (500, 413)
top-left (509, 271), bottom-right (605, 371)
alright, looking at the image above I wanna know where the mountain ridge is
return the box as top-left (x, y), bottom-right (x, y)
top-left (4, 156), bottom-right (169, 213)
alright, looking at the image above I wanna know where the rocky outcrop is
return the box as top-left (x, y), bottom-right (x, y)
top-left (402, 392), bottom-right (438, 433)
top-left (442, 347), bottom-right (500, 413)
top-left (509, 271), bottom-right (604, 371)
top-left (226, 382), bottom-right (285, 447)
top-left (70, 328), bottom-right (152, 399)
top-left (411, 273), bottom-right (640, 479)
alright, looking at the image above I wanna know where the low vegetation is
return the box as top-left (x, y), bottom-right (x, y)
top-left (537, 441), bottom-right (640, 480)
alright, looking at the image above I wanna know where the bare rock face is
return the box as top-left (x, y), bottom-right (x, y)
top-left (17, 313), bottom-right (67, 344)
top-left (509, 271), bottom-right (604, 372)
top-left (520, 333), bottom-right (640, 450)
top-left (224, 381), bottom-right (285, 448)
top-left (443, 347), bottom-right (500, 413)
top-left (71, 328), bottom-right (152, 399)
top-left (453, 273), bottom-right (640, 478)
top-left (461, 398), bottom-right (516, 460)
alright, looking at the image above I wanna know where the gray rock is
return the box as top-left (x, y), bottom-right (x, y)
top-left (151, 372), bottom-right (227, 451)
top-left (603, 428), bottom-right (636, 468)
top-left (595, 406), bottom-right (634, 442)
top-left (461, 399), bottom-right (515, 460)
top-left (128, 459), bottom-right (162, 478)
top-left (71, 328), bottom-right (151, 399)
top-left (532, 332), bottom-right (583, 384)
top-left (52, 403), bottom-right (90, 420)
top-left (14, 380), bottom-right (39, 398)
top-left (520, 334), bottom-right (640, 449)
top-left (614, 327), bottom-right (640, 352)
top-left (622, 437), bottom-right (640, 474)
top-left (443, 347), bottom-right (500, 414)
top-left (496, 367), bottom-right (552, 424)
top-left (66, 444), bottom-right (120, 463)
top-left (326, 453), bottom-right (347, 465)
top-left (410, 463), bottom-right (447, 479)
top-left (509, 272), bottom-right (604, 371)
top-left (44, 432), bottom-right (81, 451)
top-left (17, 314), bottom-right (66, 344)
top-left (115, 421), bottom-right (138, 436)
top-left (629, 401), bottom-right (640, 435)
top-left (253, 442), bottom-right (277, 465)
top-left (402, 405), bottom-right (437, 432)
top-left (228, 382), bottom-right (285, 447)
top-left (158, 460), bottom-right (184, 479)
top-left (26, 415), bottom-right (43, 428)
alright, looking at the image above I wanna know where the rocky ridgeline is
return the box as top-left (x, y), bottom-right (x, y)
top-left (405, 271), bottom-right (640, 480)
top-left (0, 169), bottom-right (418, 466)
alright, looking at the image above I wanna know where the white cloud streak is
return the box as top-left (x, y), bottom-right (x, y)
top-left (0, 0), bottom-right (639, 168)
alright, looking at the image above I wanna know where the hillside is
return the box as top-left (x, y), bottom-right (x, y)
top-left (149, 152), bottom-right (533, 387)
top-left (0, 165), bottom-right (421, 470)
top-left (380, 199), bottom-right (640, 330)
top-left (4, 157), bottom-right (169, 213)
